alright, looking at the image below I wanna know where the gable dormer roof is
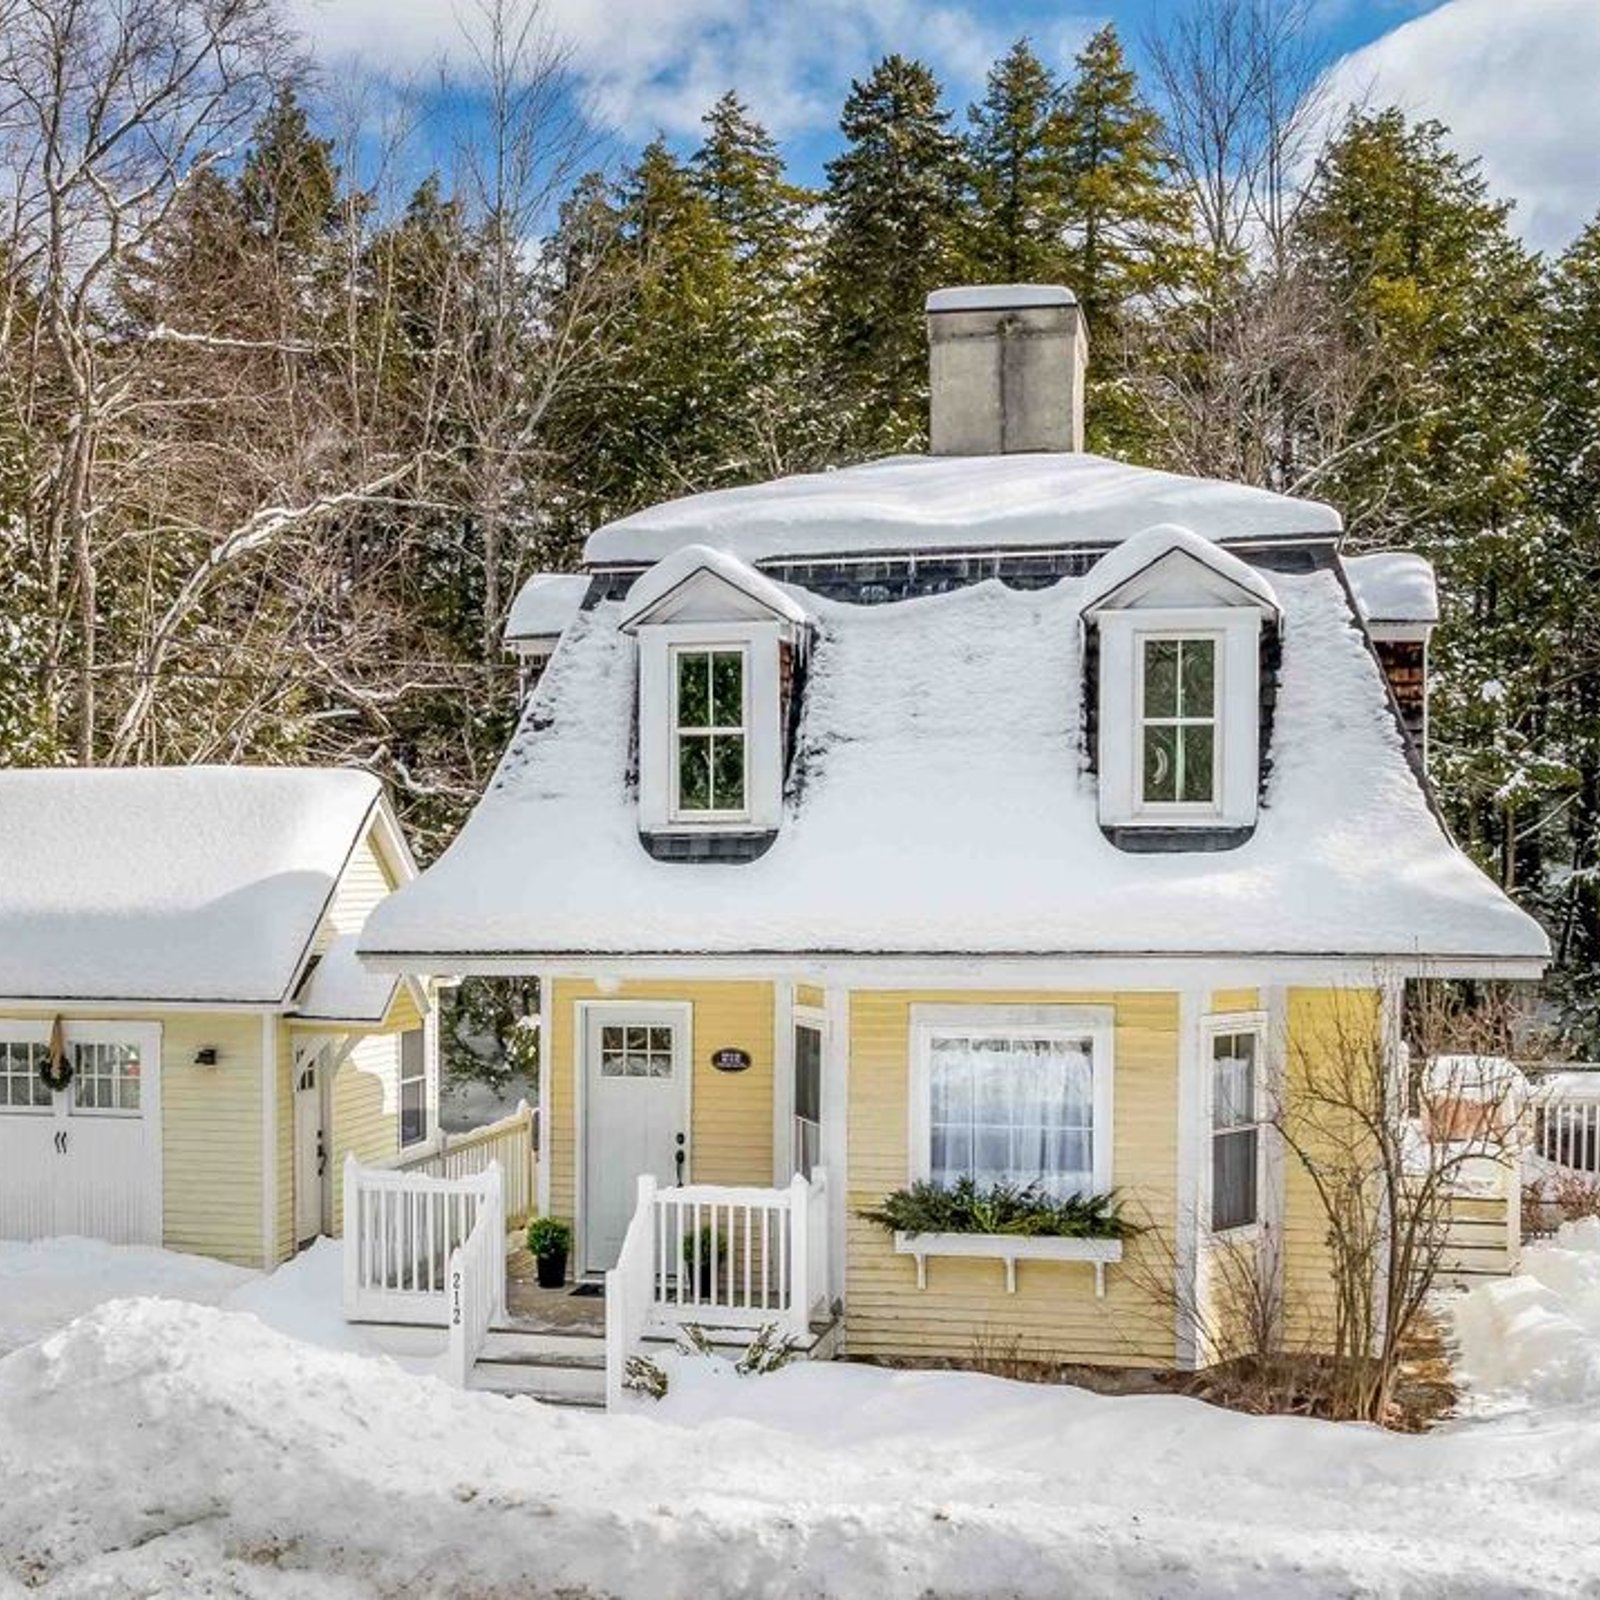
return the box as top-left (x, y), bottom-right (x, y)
top-left (1080, 523), bottom-right (1280, 616)
top-left (618, 543), bottom-right (809, 632)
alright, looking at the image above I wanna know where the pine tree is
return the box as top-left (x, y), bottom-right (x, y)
top-left (238, 88), bottom-right (342, 258)
top-left (964, 39), bottom-right (1067, 282)
top-left (820, 55), bottom-right (967, 451)
top-left (1052, 24), bottom-right (1193, 456)
top-left (693, 91), bottom-right (810, 268)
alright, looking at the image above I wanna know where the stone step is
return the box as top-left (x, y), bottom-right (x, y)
top-left (483, 1325), bottom-right (604, 1361)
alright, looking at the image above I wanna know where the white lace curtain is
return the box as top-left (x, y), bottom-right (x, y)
top-left (929, 1034), bottom-right (1094, 1197)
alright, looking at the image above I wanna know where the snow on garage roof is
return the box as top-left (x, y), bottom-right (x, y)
top-left (1344, 551), bottom-right (1439, 626)
top-left (582, 453), bottom-right (1342, 568)
top-left (361, 569), bottom-right (1546, 968)
top-left (504, 572), bottom-right (590, 644)
top-left (0, 766), bottom-right (384, 1004)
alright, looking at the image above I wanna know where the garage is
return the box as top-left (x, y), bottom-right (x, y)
top-left (0, 1020), bottom-right (163, 1245)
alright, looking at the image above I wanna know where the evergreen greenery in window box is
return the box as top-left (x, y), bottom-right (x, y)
top-left (858, 1178), bottom-right (1140, 1240)
top-left (526, 1216), bottom-right (571, 1288)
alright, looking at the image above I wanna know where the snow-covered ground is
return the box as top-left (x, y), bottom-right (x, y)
top-left (5, 1234), bottom-right (1600, 1596)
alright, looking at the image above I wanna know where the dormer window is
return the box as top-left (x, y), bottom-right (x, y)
top-left (672, 645), bottom-right (748, 820)
top-left (619, 544), bottom-right (810, 849)
top-left (1138, 635), bottom-right (1218, 812)
top-left (1081, 524), bottom-right (1279, 841)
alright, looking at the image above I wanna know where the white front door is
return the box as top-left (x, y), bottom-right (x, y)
top-left (293, 1046), bottom-right (331, 1246)
top-left (582, 1005), bottom-right (690, 1275)
top-left (0, 1021), bottom-right (162, 1245)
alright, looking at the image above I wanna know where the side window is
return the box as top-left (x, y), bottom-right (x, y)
top-left (399, 1028), bottom-right (428, 1147)
top-left (1139, 635), bottom-right (1218, 809)
top-left (671, 646), bottom-right (748, 818)
top-left (1210, 1028), bottom-right (1261, 1231)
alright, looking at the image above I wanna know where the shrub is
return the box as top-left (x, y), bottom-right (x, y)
top-left (858, 1177), bottom-right (1140, 1240)
top-left (525, 1216), bottom-right (571, 1259)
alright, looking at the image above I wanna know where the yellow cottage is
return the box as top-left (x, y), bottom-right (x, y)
top-left (362, 285), bottom-right (1547, 1383)
top-left (0, 766), bottom-right (439, 1268)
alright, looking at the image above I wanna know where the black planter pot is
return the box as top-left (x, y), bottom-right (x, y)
top-left (535, 1247), bottom-right (568, 1289)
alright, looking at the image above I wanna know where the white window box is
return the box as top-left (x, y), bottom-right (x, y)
top-left (891, 1230), bottom-right (1123, 1297)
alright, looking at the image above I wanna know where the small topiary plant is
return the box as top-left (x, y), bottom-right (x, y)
top-left (526, 1216), bottom-right (571, 1258)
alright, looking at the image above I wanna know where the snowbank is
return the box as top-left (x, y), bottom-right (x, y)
top-left (6, 1299), bottom-right (1600, 1596)
top-left (1453, 1218), bottom-right (1600, 1409)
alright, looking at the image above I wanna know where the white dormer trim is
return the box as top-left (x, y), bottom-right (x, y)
top-left (1084, 527), bottom-right (1273, 834)
top-left (625, 547), bottom-right (806, 838)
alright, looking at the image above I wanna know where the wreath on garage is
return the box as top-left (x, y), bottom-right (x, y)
top-left (39, 1016), bottom-right (72, 1092)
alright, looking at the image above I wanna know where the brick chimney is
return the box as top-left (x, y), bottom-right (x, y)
top-left (925, 285), bottom-right (1088, 455)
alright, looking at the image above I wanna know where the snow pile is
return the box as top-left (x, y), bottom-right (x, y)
top-left (0, 1236), bottom-right (253, 1357)
top-left (584, 451), bottom-right (1341, 565)
top-left (364, 568), bottom-right (1547, 962)
top-left (1453, 1218), bottom-right (1600, 1407)
top-left (7, 1299), bottom-right (1600, 1596)
top-left (0, 765), bottom-right (381, 1002)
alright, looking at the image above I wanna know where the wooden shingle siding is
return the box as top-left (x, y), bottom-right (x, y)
top-left (845, 989), bottom-right (1180, 1368)
top-left (161, 1013), bottom-right (267, 1267)
top-left (548, 979), bottom-right (776, 1225)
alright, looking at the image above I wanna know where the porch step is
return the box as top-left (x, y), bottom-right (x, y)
top-left (483, 1325), bottom-right (604, 1361)
top-left (469, 1324), bottom-right (608, 1405)
top-left (641, 1314), bottom-right (842, 1360)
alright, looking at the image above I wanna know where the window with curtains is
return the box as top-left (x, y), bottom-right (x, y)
top-left (1211, 1029), bottom-right (1260, 1231)
top-left (924, 1029), bottom-right (1101, 1198)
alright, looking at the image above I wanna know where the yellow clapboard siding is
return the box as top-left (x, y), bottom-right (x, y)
top-left (795, 984), bottom-right (825, 1011)
top-left (315, 825), bottom-right (397, 952)
top-left (846, 989), bottom-right (1180, 1369)
top-left (330, 1032), bottom-right (401, 1233)
top-left (548, 979), bottom-right (775, 1226)
top-left (1209, 989), bottom-right (1260, 1015)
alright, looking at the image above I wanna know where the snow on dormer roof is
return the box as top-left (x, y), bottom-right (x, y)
top-left (1079, 523), bottom-right (1280, 614)
top-left (1344, 552), bottom-right (1439, 628)
top-left (618, 543), bottom-right (809, 631)
top-left (504, 572), bottom-right (590, 644)
top-left (583, 453), bottom-right (1341, 568)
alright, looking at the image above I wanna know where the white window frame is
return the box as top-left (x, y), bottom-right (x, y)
top-left (398, 1027), bottom-right (428, 1148)
top-left (0, 1034), bottom-right (54, 1115)
top-left (0, 1019), bottom-right (160, 1121)
top-left (908, 1005), bottom-right (1115, 1195)
top-left (636, 619), bottom-right (783, 834)
top-left (1136, 630), bottom-right (1222, 817)
top-left (667, 640), bottom-right (751, 825)
top-left (1202, 1011), bottom-right (1268, 1237)
top-left (1097, 605), bottom-right (1263, 831)
top-left (70, 1038), bottom-right (147, 1119)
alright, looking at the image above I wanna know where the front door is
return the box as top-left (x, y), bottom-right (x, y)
top-left (293, 1045), bottom-right (331, 1246)
top-left (582, 1005), bottom-right (689, 1275)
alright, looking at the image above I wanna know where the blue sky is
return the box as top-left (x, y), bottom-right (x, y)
top-left (289, 0), bottom-right (1600, 253)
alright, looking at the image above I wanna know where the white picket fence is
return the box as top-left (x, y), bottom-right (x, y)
top-left (342, 1155), bottom-right (505, 1332)
top-left (390, 1103), bottom-right (536, 1222)
top-left (1532, 1071), bottom-right (1600, 1178)
top-left (605, 1170), bottom-right (829, 1409)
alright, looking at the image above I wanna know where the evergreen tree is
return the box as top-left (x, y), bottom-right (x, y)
top-left (1053, 24), bottom-right (1194, 455)
top-left (238, 88), bottom-right (342, 258)
top-left (693, 91), bottom-right (810, 268)
top-left (820, 55), bottom-right (966, 450)
top-left (964, 39), bottom-right (1067, 282)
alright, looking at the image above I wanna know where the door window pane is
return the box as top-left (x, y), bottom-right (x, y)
top-left (598, 1022), bottom-right (674, 1078)
top-left (927, 1033), bottom-right (1096, 1197)
top-left (72, 1042), bottom-right (142, 1113)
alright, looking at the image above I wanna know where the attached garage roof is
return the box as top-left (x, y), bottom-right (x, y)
top-left (0, 766), bottom-right (384, 1005)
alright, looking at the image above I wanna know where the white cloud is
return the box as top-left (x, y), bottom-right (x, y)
top-left (1319, 0), bottom-right (1600, 253)
top-left (288, 0), bottom-right (1098, 147)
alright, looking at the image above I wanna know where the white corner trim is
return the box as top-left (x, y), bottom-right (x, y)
top-left (1174, 989), bottom-right (1203, 1369)
top-left (261, 1013), bottom-right (278, 1270)
top-left (773, 982), bottom-right (795, 1184)
top-left (536, 973), bottom-right (553, 1217)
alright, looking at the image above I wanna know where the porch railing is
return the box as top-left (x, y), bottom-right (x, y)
top-left (1532, 1071), bottom-right (1600, 1178)
top-left (342, 1155), bottom-right (506, 1327)
top-left (605, 1169), bottom-right (829, 1409)
top-left (446, 1168), bottom-right (506, 1387)
top-left (389, 1102), bottom-right (536, 1223)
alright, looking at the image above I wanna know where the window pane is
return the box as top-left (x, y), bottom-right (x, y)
top-left (678, 734), bottom-right (711, 810)
top-left (676, 651), bottom-right (710, 728)
top-left (401, 1079), bottom-right (427, 1147)
top-left (1179, 638), bottom-right (1215, 717)
top-left (1143, 724), bottom-right (1177, 803)
top-left (794, 1025), bottom-right (822, 1123)
top-left (711, 651), bottom-right (743, 727)
top-left (1179, 724), bottom-right (1215, 803)
top-left (1143, 639), bottom-right (1179, 717)
top-left (1212, 1034), bottom-right (1257, 1131)
top-left (711, 734), bottom-right (746, 811)
top-left (1213, 1127), bottom-right (1258, 1229)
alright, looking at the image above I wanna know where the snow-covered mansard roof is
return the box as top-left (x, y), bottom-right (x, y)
top-left (361, 554), bottom-right (1548, 970)
top-left (582, 453), bottom-right (1343, 568)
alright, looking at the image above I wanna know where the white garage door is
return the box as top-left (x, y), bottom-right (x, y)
top-left (0, 1021), bottom-right (163, 1245)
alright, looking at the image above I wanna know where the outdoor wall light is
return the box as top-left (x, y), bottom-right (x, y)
top-left (193, 1046), bottom-right (220, 1066)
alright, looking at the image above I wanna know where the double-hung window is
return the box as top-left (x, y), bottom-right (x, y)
top-left (1139, 635), bottom-right (1218, 809)
top-left (399, 1028), bottom-right (428, 1147)
top-left (1210, 1027), bottom-right (1262, 1231)
top-left (671, 646), bottom-right (748, 819)
top-left (915, 1009), bottom-right (1113, 1200)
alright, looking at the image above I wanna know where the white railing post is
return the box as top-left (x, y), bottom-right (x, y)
top-left (605, 1173), bottom-right (658, 1411)
top-left (786, 1172), bottom-right (810, 1343)
top-left (806, 1167), bottom-right (829, 1321)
